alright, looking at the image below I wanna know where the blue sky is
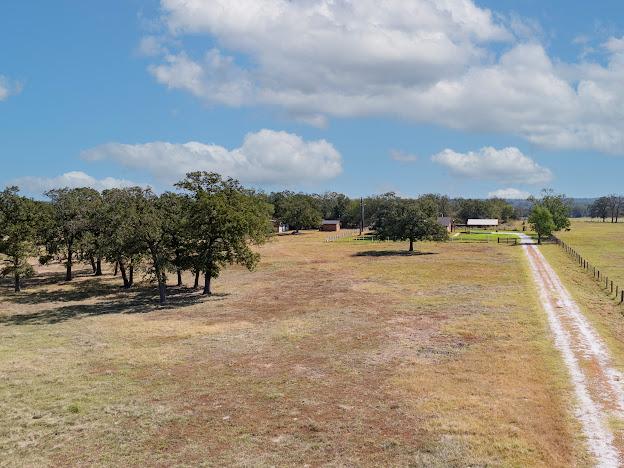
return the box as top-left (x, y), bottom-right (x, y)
top-left (2, 1), bottom-right (624, 199)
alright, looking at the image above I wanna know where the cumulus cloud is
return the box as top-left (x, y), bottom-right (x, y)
top-left (487, 188), bottom-right (531, 199)
top-left (0, 75), bottom-right (22, 101)
top-left (13, 171), bottom-right (142, 194)
top-left (149, 50), bottom-right (254, 107)
top-left (389, 150), bottom-right (418, 163)
top-left (431, 146), bottom-right (552, 184)
top-left (603, 36), bottom-right (624, 53)
top-left (81, 129), bottom-right (342, 186)
top-left (141, 1), bottom-right (624, 155)
top-left (137, 35), bottom-right (168, 57)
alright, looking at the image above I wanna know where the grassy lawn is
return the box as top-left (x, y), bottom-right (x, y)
top-left (451, 232), bottom-right (521, 242)
top-left (0, 232), bottom-right (587, 466)
top-left (556, 219), bottom-right (624, 289)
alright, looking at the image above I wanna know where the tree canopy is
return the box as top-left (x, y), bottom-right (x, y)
top-left (528, 205), bottom-right (555, 244)
top-left (176, 172), bottom-right (273, 295)
top-left (373, 198), bottom-right (448, 251)
top-left (530, 189), bottom-right (571, 232)
top-left (0, 187), bottom-right (38, 291)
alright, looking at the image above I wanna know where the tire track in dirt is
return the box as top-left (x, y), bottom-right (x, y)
top-left (524, 241), bottom-right (624, 467)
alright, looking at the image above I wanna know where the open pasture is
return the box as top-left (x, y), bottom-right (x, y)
top-left (556, 219), bottom-right (624, 288)
top-left (1, 232), bottom-right (586, 466)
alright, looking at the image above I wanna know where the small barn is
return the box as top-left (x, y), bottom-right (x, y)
top-left (466, 219), bottom-right (499, 229)
top-left (272, 220), bottom-right (289, 233)
top-left (437, 216), bottom-right (454, 232)
top-left (320, 220), bottom-right (341, 232)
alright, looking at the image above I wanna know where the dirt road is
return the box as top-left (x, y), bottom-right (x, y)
top-left (524, 241), bottom-right (624, 466)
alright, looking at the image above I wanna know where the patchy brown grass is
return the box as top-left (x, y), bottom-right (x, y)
top-left (0, 232), bottom-right (587, 466)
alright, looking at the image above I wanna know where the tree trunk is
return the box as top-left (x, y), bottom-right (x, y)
top-left (89, 256), bottom-right (96, 274)
top-left (149, 247), bottom-right (166, 305)
top-left (118, 259), bottom-right (130, 289)
top-left (203, 244), bottom-right (214, 295)
top-left (129, 262), bottom-right (134, 287)
top-left (65, 246), bottom-right (73, 281)
top-left (203, 273), bottom-right (212, 295)
top-left (175, 249), bottom-right (183, 286)
top-left (538, 233), bottom-right (542, 245)
top-left (95, 257), bottom-right (103, 276)
top-left (113, 261), bottom-right (119, 276)
top-left (14, 273), bottom-right (20, 292)
top-left (409, 238), bottom-right (414, 252)
top-left (157, 273), bottom-right (167, 305)
top-left (194, 270), bottom-right (200, 289)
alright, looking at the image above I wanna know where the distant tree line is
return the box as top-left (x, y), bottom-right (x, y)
top-left (267, 191), bottom-right (520, 230)
top-left (588, 195), bottom-right (623, 223)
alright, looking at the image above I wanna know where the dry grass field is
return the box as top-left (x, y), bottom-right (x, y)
top-left (1, 232), bottom-right (589, 466)
top-left (542, 220), bottom-right (624, 368)
top-left (557, 219), bottom-right (624, 288)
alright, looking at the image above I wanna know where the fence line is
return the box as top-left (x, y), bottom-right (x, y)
top-left (553, 236), bottom-right (624, 304)
top-left (324, 229), bottom-right (364, 243)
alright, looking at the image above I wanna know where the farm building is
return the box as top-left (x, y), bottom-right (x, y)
top-left (320, 220), bottom-right (341, 232)
top-left (437, 216), bottom-right (454, 232)
top-left (272, 220), bottom-right (289, 233)
top-left (466, 219), bottom-right (499, 228)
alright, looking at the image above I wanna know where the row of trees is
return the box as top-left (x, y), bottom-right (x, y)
top-left (589, 195), bottom-right (623, 223)
top-left (1, 178), bottom-right (570, 298)
top-left (0, 172), bottom-right (272, 302)
top-left (267, 191), bottom-right (519, 231)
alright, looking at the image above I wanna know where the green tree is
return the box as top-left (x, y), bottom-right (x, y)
top-left (278, 193), bottom-right (322, 232)
top-left (373, 199), bottom-right (448, 251)
top-left (0, 187), bottom-right (38, 292)
top-left (133, 189), bottom-right (170, 304)
top-left (528, 205), bottom-right (555, 244)
top-left (176, 172), bottom-right (272, 295)
top-left (101, 188), bottom-right (144, 289)
top-left (158, 192), bottom-right (191, 287)
top-left (317, 192), bottom-right (351, 220)
top-left (532, 189), bottom-right (570, 231)
top-left (45, 187), bottom-right (101, 281)
top-left (76, 191), bottom-right (105, 276)
top-left (590, 196), bottom-right (610, 222)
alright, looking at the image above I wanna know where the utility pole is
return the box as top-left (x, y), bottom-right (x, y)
top-left (359, 197), bottom-right (364, 235)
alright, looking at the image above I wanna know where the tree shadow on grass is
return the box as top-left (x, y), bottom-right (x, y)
top-left (4, 278), bottom-right (125, 305)
top-left (0, 286), bottom-right (226, 326)
top-left (0, 268), bottom-right (102, 292)
top-left (352, 250), bottom-right (438, 257)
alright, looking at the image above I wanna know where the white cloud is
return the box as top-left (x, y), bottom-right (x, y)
top-left (149, 50), bottom-right (253, 107)
top-left (81, 129), bottom-right (342, 186)
top-left (431, 146), bottom-right (552, 184)
top-left (142, 1), bottom-right (624, 155)
top-left (0, 75), bottom-right (22, 101)
top-left (137, 35), bottom-right (168, 57)
top-left (603, 36), bottom-right (624, 53)
top-left (389, 150), bottom-right (418, 163)
top-left (487, 188), bottom-right (531, 199)
top-left (13, 171), bottom-right (142, 194)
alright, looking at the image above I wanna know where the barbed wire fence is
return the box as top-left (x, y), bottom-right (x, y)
top-left (554, 236), bottom-right (624, 304)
